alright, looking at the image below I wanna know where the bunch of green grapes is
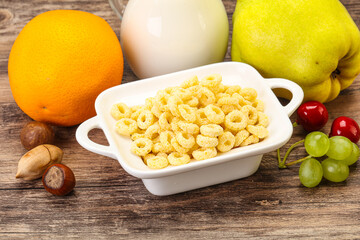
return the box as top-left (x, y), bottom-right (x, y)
top-left (299, 132), bottom-right (360, 188)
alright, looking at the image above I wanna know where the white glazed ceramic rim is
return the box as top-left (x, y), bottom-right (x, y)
top-left (76, 62), bottom-right (304, 179)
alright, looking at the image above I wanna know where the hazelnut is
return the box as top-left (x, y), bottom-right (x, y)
top-left (21, 121), bottom-right (55, 150)
top-left (42, 164), bottom-right (76, 196)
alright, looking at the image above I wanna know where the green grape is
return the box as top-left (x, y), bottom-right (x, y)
top-left (322, 158), bottom-right (349, 182)
top-left (341, 142), bottom-right (360, 166)
top-left (304, 131), bottom-right (330, 157)
top-left (326, 136), bottom-right (353, 160)
top-left (299, 158), bottom-right (323, 188)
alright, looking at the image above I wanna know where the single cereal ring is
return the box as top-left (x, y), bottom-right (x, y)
top-left (160, 131), bottom-right (175, 152)
top-left (225, 85), bottom-right (241, 95)
top-left (204, 104), bottom-right (225, 124)
top-left (145, 97), bottom-right (156, 110)
top-left (130, 105), bottom-right (142, 112)
top-left (215, 93), bottom-right (231, 100)
top-left (115, 118), bottom-right (138, 136)
top-left (241, 105), bottom-right (258, 125)
top-left (178, 104), bottom-right (196, 123)
top-left (224, 110), bottom-right (248, 131)
top-left (257, 112), bottom-right (269, 127)
top-left (196, 108), bottom-right (211, 126)
top-left (217, 96), bottom-right (239, 106)
top-left (155, 90), bottom-right (170, 111)
top-left (158, 112), bottom-right (173, 130)
top-left (196, 134), bottom-right (218, 148)
top-left (240, 135), bottom-right (260, 147)
top-left (217, 131), bottom-right (235, 153)
top-left (111, 103), bottom-right (131, 120)
top-left (131, 133), bottom-right (146, 141)
top-left (131, 138), bottom-right (153, 156)
top-left (145, 123), bottom-right (161, 140)
top-left (171, 138), bottom-right (190, 154)
top-left (246, 125), bottom-right (269, 139)
top-left (168, 95), bottom-right (183, 117)
top-left (180, 75), bottom-right (199, 89)
top-left (184, 96), bottom-right (199, 107)
top-left (200, 124), bottom-right (224, 137)
top-left (221, 104), bottom-right (237, 115)
top-left (252, 99), bottom-right (265, 112)
top-left (240, 88), bottom-right (257, 102)
top-left (192, 147), bottom-right (217, 161)
top-left (178, 121), bottom-right (200, 134)
top-left (198, 87), bottom-right (216, 106)
top-left (234, 129), bottom-right (250, 147)
top-left (170, 117), bottom-right (182, 132)
top-left (232, 93), bottom-right (252, 107)
top-left (152, 142), bottom-right (166, 154)
top-left (147, 156), bottom-right (169, 169)
top-left (200, 74), bottom-right (222, 88)
top-left (151, 103), bottom-right (163, 118)
top-left (157, 152), bottom-right (168, 158)
top-left (137, 110), bottom-right (156, 129)
top-left (143, 153), bottom-right (156, 165)
top-left (130, 107), bottom-right (144, 121)
top-left (168, 152), bottom-right (191, 166)
top-left (176, 131), bottom-right (196, 149)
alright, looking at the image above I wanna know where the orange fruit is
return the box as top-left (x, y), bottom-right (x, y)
top-left (8, 10), bottom-right (123, 126)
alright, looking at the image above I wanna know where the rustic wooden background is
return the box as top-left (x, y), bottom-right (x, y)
top-left (1, 0), bottom-right (360, 239)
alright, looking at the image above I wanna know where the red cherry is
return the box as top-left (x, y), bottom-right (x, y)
top-left (296, 101), bottom-right (328, 132)
top-left (329, 116), bottom-right (360, 143)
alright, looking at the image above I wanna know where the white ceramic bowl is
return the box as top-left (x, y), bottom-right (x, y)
top-left (76, 62), bottom-right (304, 196)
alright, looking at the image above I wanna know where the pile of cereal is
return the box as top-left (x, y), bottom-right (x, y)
top-left (111, 74), bottom-right (269, 169)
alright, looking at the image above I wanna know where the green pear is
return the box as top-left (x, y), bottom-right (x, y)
top-left (231, 0), bottom-right (360, 102)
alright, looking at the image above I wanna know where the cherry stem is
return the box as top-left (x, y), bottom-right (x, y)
top-left (278, 139), bottom-right (305, 168)
top-left (285, 155), bottom-right (311, 167)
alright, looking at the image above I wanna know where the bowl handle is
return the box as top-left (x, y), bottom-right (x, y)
top-left (266, 78), bottom-right (304, 117)
top-left (76, 116), bottom-right (116, 159)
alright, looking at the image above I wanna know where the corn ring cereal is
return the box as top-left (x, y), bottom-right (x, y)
top-left (181, 75), bottom-right (199, 89)
top-left (131, 138), bottom-right (153, 156)
top-left (145, 123), bottom-right (161, 140)
top-left (225, 85), bottom-right (241, 95)
top-left (192, 147), bottom-right (217, 161)
top-left (178, 121), bottom-right (200, 134)
top-left (240, 87), bottom-right (257, 102)
top-left (170, 117), bottom-right (182, 132)
top-left (184, 96), bottom-right (199, 107)
top-left (252, 99), bottom-right (265, 112)
top-left (217, 131), bottom-right (235, 153)
top-left (147, 156), bottom-right (169, 169)
top-left (221, 104), bottom-right (237, 115)
top-left (196, 108), bottom-right (211, 126)
top-left (198, 87), bottom-right (216, 106)
top-left (137, 110), bottom-right (156, 129)
top-left (131, 133), bottom-right (146, 141)
top-left (168, 152), bottom-right (191, 166)
top-left (200, 124), bottom-right (223, 137)
top-left (217, 96), bottom-right (239, 106)
top-left (160, 131), bottom-right (175, 152)
top-left (158, 112), bottom-right (172, 130)
top-left (234, 129), bottom-right (250, 147)
top-left (196, 134), bottom-right (218, 148)
top-left (200, 74), bottom-right (222, 88)
top-left (204, 104), bottom-right (225, 124)
top-left (224, 110), bottom-right (248, 131)
top-left (150, 103), bottom-right (162, 118)
top-left (257, 112), bottom-right (269, 127)
top-left (178, 104), bottom-right (197, 123)
top-left (116, 118), bottom-right (138, 136)
top-left (143, 153), bottom-right (155, 165)
top-left (246, 125), bottom-right (269, 139)
top-left (171, 138), bottom-right (190, 154)
top-left (241, 105), bottom-right (258, 125)
top-left (111, 103), bottom-right (131, 120)
top-left (232, 93), bottom-right (252, 107)
top-left (240, 135), bottom-right (260, 147)
top-left (175, 132), bottom-right (195, 149)
top-left (145, 97), bottom-right (156, 110)
top-left (168, 95), bottom-right (183, 117)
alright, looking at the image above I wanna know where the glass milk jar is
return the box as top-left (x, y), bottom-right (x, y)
top-left (110, 0), bottom-right (229, 79)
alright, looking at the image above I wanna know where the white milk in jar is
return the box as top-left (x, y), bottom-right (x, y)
top-left (120, 0), bottom-right (229, 79)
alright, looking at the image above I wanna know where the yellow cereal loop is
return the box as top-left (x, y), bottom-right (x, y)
top-left (168, 152), bottom-right (191, 166)
top-left (221, 104), bottom-right (237, 115)
top-left (253, 99), bottom-right (265, 112)
top-left (213, 83), bottom-right (227, 94)
top-left (147, 156), bottom-right (169, 169)
top-left (234, 129), bottom-right (250, 147)
top-left (131, 133), bottom-right (146, 141)
top-left (178, 121), bottom-right (200, 134)
top-left (130, 105), bottom-right (142, 112)
top-left (170, 117), bottom-right (182, 132)
top-left (224, 110), bottom-right (248, 131)
top-left (137, 110), bottom-right (156, 129)
top-left (240, 88), bottom-right (257, 102)
top-left (184, 96), bottom-right (199, 107)
top-left (130, 107), bottom-right (144, 121)
top-left (241, 105), bottom-right (258, 125)
top-left (198, 87), bottom-right (216, 106)
top-left (157, 152), bottom-right (168, 158)
top-left (160, 131), bottom-right (175, 152)
top-left (232, 93), bottom-right (252, 107)
top-left (217, 132), bottom-right (235, 153)
top-left (200, 124), bottom-right (224, 137)
top-left (200, 74), bottom-right (222, 88)
top-left (143, 153), bottom-right (155, 165)
top-left (204, 104), bottom-right (225, 124)
top-left (192, 147), bottom-right (217, 161)
top-left (240, 135), bottom-right (260, 147)
top-left (225, 85), bottom-right (241, 95)
top-left (145, 123), bottom-right (161, 140)
top-left (196, 108), bottom-right (211, 126)
top-left (178, 104), bottom-right (196, 123)
top-left (158, 112), bottom-right (173, 130)
top-left (131, 138), bottom-right (153, 156)
top-left (172, 88), bottom-right (192, 101)
top-left (115, 118), bottom-right (138, 136)
top-left (176, 132), bottom-right (195, 149)
top-left (168, 95), bottom-right (183, 117)
top-left (111, 103), bottom-right (131, 120)
top-left (151, 103), bottom-right (162, 118)
top-left (171, 138), bottom-right (190, 154)
top-left (152, 142), bottom-right (165, 154)
top-left (217, 96), bottom-right (239, 106)
top-left (155, 90), bottom-right (170, 110)
top-left (181, 75), bottom-right (199, 89)
top-left (196, 134), bottom-right (218, 148)
top-left (257, 112), bottom-right (269, 127)
top-left (145, 97), bottom-right (156, 110)
top-left (246, 125), bottom-right (269, 139)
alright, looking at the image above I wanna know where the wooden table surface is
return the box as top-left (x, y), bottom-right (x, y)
top-left (1, 0), bottom-right (360, 239)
